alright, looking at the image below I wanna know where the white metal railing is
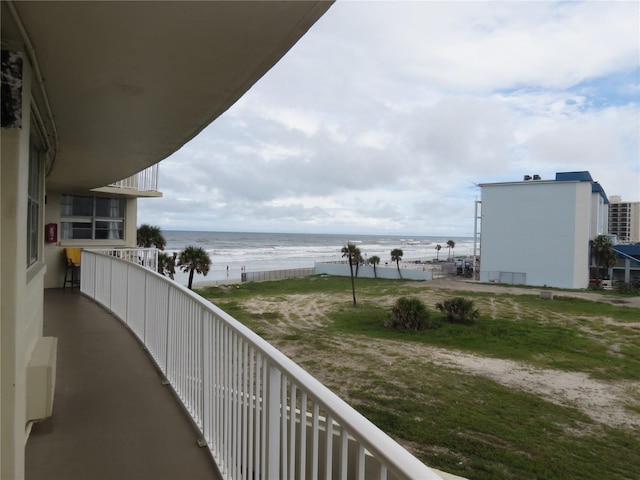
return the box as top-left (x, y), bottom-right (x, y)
top-left (108, 163), bottom-right (159, 192)
top-left (80, 250), bottom-right (444, 480)
top-left (88, 248), bottom-right (159, 273)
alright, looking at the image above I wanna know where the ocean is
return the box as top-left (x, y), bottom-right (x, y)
top-left (163, 231), bottom-right (475, 287)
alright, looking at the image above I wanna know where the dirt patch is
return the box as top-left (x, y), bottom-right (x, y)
top-left (422, 276), bottom-right (640, 309)
top-left (386, 341), bottom-right (640, 429)
top-left (241, 278), bottom-right (640, 430)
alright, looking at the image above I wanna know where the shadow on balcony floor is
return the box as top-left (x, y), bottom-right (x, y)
top-left (26, 289), bottom-right (221, 480)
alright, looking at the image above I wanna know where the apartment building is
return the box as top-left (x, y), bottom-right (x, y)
top-left (479, 171), bottom-right (609, 289)
top-left (609, 196), bottom-right (640, 244)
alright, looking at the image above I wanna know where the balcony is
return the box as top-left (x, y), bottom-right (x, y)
top-left (26, 288), bottom-right (221, 479)
top-left (92, 163), bottom-right (162, 198)
top-left (28, 250), bottom-right (458, 480)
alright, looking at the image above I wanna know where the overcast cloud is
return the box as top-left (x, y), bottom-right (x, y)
top-left (138, 0), bottom-right (640, 236)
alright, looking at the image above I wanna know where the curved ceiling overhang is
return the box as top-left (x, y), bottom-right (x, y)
top-left (1, 1), bottom-right (332, 191)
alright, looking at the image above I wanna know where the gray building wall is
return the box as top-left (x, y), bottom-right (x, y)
top-left (479, 180), bottom-right (593, 289)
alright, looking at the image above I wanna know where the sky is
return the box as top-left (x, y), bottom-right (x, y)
top-left (138, 0), bottom-right (640, 237)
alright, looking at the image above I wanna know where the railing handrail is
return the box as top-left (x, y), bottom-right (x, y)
top-left (80, 250), bottom-right (444, 480)
top-left (87, 247), bottom-right (159, 273)
top-left (108, 163), bottom-right (159, 192)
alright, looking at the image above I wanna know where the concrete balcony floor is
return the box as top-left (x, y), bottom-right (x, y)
top-left (26, 288), bottom-right (221, 480)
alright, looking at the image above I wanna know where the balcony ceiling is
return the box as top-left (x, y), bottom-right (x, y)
top-left (2, 1), bottom-right (332, 191)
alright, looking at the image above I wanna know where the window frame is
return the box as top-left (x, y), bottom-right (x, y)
top-left (27, 130), bottom-right (43, 267)
top-left (60, 194), bottom-right (126, 241)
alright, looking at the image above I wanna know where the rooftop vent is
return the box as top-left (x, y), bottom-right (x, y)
top-left (523, 175), bottom-right (532, 181)
top-left (533, 174), bottom-right (541, 180)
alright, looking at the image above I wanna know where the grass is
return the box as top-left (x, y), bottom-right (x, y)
top-left (328, 300), bottom-right (640, 381)
top-left (349, 364), bottom-right (639, 480)
top-left (196, 275), bottom-right (640, 480)
top-left (201, 276), bottom-right (640, 381)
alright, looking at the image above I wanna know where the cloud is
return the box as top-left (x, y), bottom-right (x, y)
top-left (139, 0), bottom-right (640, 235)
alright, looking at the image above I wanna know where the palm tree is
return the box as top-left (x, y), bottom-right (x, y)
top-left (391, 248), bottom-right (403, 279)
top-left (369, 255), bottom-right (380, 278)
top-left (178, 246), bottom-right (211, 290)
top-left (137, 224), bottom-right (166, 250)
top-left (446, 240), bottom-right (456, 261)
top-left (591, 235), bottom-right (617, 282)
top-left (354, 249), bottom-right (363, 277)
top-left (435, 244), bottom-right (442, 261)
top-left (158, 252), bottom-right (170, 276)
top-left (157, 252), bottom-right (177, 279)
top-left (167, 252), bottom-right (177, 280)
top-left (341, 244), bottom-right (360, 304)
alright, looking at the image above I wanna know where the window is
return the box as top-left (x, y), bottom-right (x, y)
top-left (27, 133), bottom-right (42, 266)
top-left (60, 195), bottom-right (125, 240)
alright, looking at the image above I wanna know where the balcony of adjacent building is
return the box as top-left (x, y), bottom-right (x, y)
top-left (27, 249), bottom-right (463, 480)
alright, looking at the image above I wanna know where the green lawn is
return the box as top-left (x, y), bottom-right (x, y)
top-left (197, 276), bottom-right (640, 480)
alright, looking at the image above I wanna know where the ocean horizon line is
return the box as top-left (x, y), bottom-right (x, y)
top-left (159, 228), bottom-right (474, 239)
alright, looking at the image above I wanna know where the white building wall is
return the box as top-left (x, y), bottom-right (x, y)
top-left (1, 53), bottom-right (46, 480)
top-left (572, 185), bottom-right (592, 288)
top-left (590, 190), bottom-right (607, 239)
top-left (479, 181), bottom-right (592, 289)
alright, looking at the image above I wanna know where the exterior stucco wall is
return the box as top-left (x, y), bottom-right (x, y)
top-left (572, 184), bottom-right (592, 288)
top-left (479, 181), bottom-right (592, 289)
top-left (1, 52), bottom-right (46, 480)
top-left (590, 191), bottom-right (607, 239)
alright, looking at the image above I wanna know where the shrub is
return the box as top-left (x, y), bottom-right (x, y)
top-left (385, 297), bottom-right (437, 331)
top-left (615, 282), bottom-right (640, 295)
top-left (435, 297), bottom-right (479, 324)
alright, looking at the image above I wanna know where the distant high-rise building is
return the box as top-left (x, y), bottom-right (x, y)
top-left (609, 196), bottom-right (640, 244)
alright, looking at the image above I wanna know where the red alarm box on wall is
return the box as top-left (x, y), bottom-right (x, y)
top-left (46, 223), bottom-right (57, 243)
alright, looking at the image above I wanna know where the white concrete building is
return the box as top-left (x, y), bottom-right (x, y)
top-left (479, 172), bottom-right (609, 289)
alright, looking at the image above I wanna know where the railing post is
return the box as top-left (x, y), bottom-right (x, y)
top-left (142, 269), bottom-right (147, 345)
top-left (109, 255), bottom-right (114, 311)
top-left (164, 287), bottom-right (172, 378)
top-left (312, 404), bottom-right (319, 480)
top-left (267, 364), bottom-right (281, 480)
top-left (199, 307), bottom-right (205, 439)
top-left (325, 415), bottom-right (333, 480)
